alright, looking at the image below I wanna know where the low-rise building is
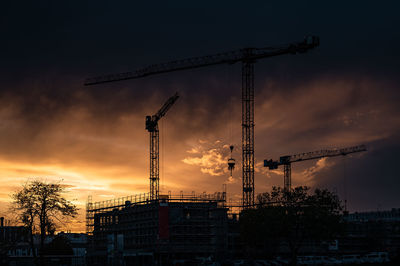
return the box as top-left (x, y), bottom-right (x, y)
top-left (86, 192), bottom-right (228, 265)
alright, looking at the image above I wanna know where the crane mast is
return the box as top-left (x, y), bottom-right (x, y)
top-left (264, 145), bottom-right (367, 190)
top-left (85, 36), bottom-right (319, 208)
top-left (242, 59), bottom-right (255, 208)
top-left (146, 92), bottom-right (179, 200)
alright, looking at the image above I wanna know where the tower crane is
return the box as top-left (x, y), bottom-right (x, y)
top-left (264, 145), bottom-right (367, 190)
top-left (85, 36), bottom-right (319, 208)
top-left (146, 92), bottom-right (179, 200)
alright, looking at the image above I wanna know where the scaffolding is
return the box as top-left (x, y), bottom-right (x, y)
top-left (86, 191), bottom-right (227, 236)
top-left (86, 191), bottom-right (230, 265)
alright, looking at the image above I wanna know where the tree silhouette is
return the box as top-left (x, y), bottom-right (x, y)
top-left (12, 180), bottom-right (78, 266)
top-left (240, 186), bottom-right (344, 265)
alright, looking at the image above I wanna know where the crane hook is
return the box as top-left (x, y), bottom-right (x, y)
top-left (227, 145), bottom-right (235, 176)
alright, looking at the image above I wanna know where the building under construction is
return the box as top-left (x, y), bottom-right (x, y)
top-left (83, 37), bottom-right (322, 265)
top-left (86, 191), bottom-right (230, 265)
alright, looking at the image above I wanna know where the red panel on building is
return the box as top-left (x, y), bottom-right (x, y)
top-left (159, 202), bottom-right (169, 239)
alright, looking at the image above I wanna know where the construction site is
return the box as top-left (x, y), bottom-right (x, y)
top-left (83, 36), bottom-right (374, 265)
top-left (86, 191), bottom-right (229, 265)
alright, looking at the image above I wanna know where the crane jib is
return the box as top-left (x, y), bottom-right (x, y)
top-left (84, 36), bottom-right (319, 86)
top-left (264, 144), bottom-right (367, 190)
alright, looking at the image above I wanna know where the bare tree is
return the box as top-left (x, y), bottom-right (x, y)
top-left (12, 180), bottom-right (78, 266)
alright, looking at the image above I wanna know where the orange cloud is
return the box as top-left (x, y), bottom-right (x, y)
top-left (0, 74), bottom-right (399, 230)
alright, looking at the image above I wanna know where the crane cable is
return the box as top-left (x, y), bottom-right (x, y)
top-left (161, 118), bottom-right (165, 192)
top-left (227, 65), bottom-right (236, 179)
top-left (343, 156), bottom-right (347, 212)
top-left (229, 71), bottom-right (233, 146)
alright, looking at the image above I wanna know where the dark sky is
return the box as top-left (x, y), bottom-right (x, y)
top-left (1, 0), bottom-right (400, 230)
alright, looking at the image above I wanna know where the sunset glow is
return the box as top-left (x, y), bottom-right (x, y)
top-left (1, 2), bottom-right (399, 235)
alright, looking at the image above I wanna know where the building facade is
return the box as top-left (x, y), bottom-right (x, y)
top-left (87, 192), bottom-right (228, 265)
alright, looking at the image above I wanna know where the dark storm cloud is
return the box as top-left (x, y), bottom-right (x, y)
top-left (314, 136), bottom-right (400, 212)
top-left (253, 73), bottom-right (400, 204)
top-left (2, 1), bottom-right (399, 74)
